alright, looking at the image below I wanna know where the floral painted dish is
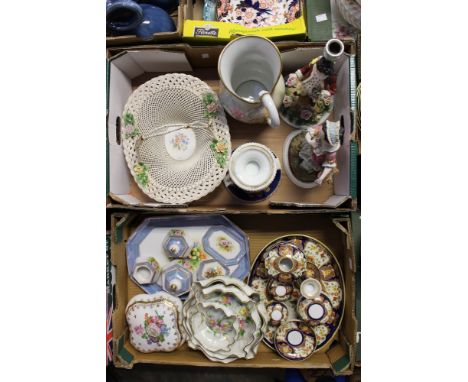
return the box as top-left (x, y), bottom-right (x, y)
top-left (202, 225), bottom-right (249, 267)
top-left (266, 301), bottom-right (289, 326)
top-left (125, 292), bottom-right (185, 353)
top-left (126, 215), bottom-right (250, 297)
top-left (160, 262), bottom-right (193, 296)
top-left (191, 302), bottom-right (239, 353)
top-left (162, 229), bottom-right (191, 259)
top-left (121, 73), bottom-right (231, 204)
top-left (297, 294), bottom-right (334, 325)
top-left (183, 276), bottom-right (267, 363)
top-left (248, 235), bottom-right (344, 355)
top-left (197, 259), bottom-right (230, 281)
top-left (217, 0), bottom-right (301, 29)
top-left (274, 320), bottom-right (316, 361)
top-left (264, 242), bottom-right (306, 279)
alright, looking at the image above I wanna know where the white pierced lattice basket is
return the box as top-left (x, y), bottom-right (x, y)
top-left (122, 73), bottom-right (231, 204)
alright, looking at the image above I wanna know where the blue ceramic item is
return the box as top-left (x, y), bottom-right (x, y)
top-left (202, 225), bottom-right (248, 267)
top-left (162, 230), bottom-right (190, 259)
top-left (134, 3), bottom-right (176, 39)
top-left (106, 0), bottom-right (143, 33)
top-left (224, 152), bottom-right (282, 203)
top-left (161, 263), bottom-right (193, 296)
top-left (126, 215), bottom-right (250, 296)
top-left (197, 259), bottom-right (230, 281)
top-left (138, 0), bottom-right (179, 13)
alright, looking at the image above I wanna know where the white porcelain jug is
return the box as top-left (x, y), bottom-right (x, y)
top-left (218, 36), bottom-right (285, 128)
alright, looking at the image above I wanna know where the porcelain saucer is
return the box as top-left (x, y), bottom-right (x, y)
top-left (274, 320), bottom-right (316, 361)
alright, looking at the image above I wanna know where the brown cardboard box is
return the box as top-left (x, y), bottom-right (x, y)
top-left (110, 212), bottom-right (357, 374)
top-left (182, 0), bottom-right (306, 43)
top-left (106, 42), bottom-right (357, 212)
top-left (106, 3), bottom-right (184, 47)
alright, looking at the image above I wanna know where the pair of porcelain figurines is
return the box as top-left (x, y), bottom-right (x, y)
top-left (218, 36), bottom-right (345, 196)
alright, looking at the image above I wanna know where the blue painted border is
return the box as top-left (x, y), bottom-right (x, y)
top-left (202, 224), bottom-right (248, 266)
top-left (126, 214), bottom-right (250, 294)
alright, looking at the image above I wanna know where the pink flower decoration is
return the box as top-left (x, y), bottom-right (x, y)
top-left (244, 7), bottom-right (256, 23)
top-left (207, 102), bottom-right (218, 113)
top-left (301, 109), bottom-right (313, 120)
top-left (124, 124), bottom-right (133, 133)
top-left (258, 0), bottom-right (268, 9)
top-left (134, 325), bottom-right (144, 335)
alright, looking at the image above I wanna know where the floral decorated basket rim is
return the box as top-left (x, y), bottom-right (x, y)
top-left (121, 73), bottom-right (231, 205)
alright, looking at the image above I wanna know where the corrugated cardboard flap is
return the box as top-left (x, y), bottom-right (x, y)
top-left (115, 334), bottom-right (134, 369)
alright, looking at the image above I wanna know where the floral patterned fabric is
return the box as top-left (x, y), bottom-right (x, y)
top-left (217, 0), bottom-right (301, 28)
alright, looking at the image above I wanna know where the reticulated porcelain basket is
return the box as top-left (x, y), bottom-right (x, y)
top-left (122, 73), bottom-right (231, 204)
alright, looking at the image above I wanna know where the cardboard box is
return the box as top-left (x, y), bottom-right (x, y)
top-left (107, 42), bottom-right (358, 212)
top-left (106, 4), bottom-right (185, 47)
top-left (305, 0), bottom-right (359, 42)
top-left (182, 0), bottom-right (307, 43)
top-left (110, 212), bottom-right (357, 374)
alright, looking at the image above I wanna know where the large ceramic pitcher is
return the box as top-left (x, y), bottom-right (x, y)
top-left (218, 36), bottom-right (285, 128)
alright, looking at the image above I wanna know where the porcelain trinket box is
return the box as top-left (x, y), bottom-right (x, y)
top-left (125, 292), bottom-right (185, 353)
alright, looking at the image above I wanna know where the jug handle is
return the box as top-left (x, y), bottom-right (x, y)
top-left (259, 91), bottom-right (280, 128)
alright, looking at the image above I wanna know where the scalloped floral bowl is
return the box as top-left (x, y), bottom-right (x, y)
top-left (182, 276), bottom-right (267, 363)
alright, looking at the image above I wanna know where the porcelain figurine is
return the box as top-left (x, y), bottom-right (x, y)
top-left (283, 119), bottom-right (344, 188)
top-left (134, 3), bottom-right (176, 40)
top-left (280, 39), bottom-right (345, 129)
top-left (218, 36), bottom-right (285, 128)
top-left (106, 0), bottom-right (143, 34)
